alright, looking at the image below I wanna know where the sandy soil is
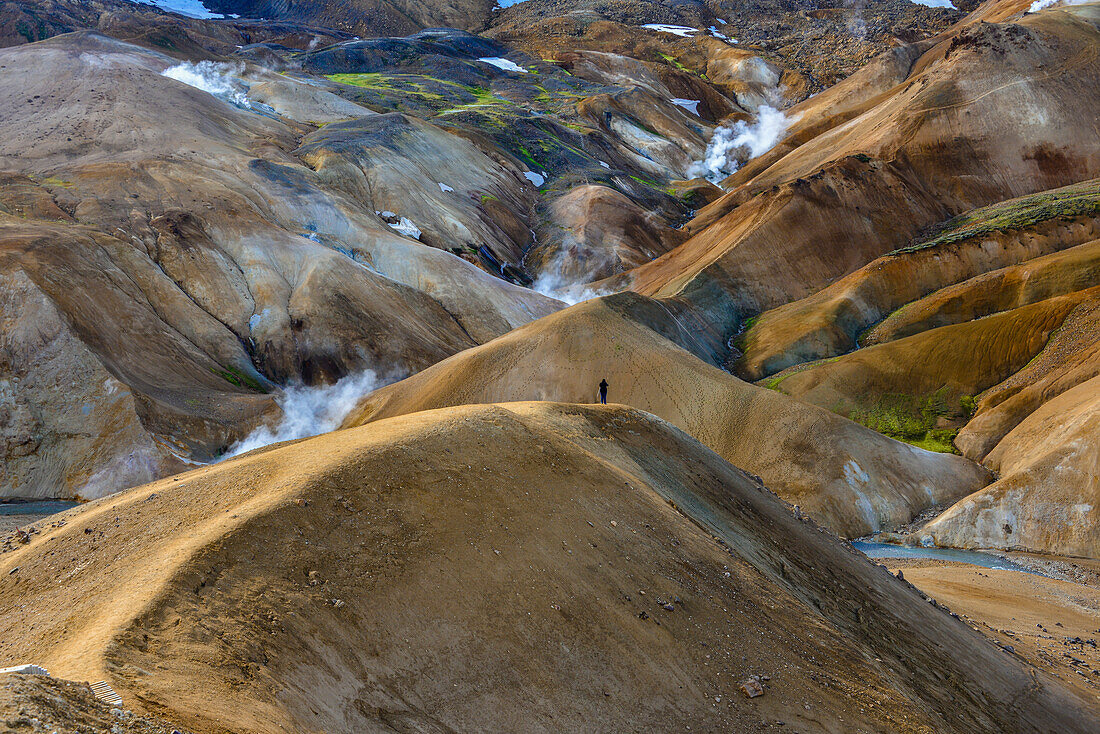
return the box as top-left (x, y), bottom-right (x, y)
top-left (887, 559), bottom-right (1100, 706)
top-left (0, 402), bottom-right (1092, 733)
top-left (0, 514), bottom-right (48, 533)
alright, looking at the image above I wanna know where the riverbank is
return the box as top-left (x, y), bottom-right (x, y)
top-left (0, 501), bottom-right (80, 533)
top-left (884, 558), bottom-right (1100, 707)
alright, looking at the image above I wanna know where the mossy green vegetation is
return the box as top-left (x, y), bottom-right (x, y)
top-left (895, 179), bottom-right (1100, 255)
top-left (211, 366), bottom-right (268, 393)
top-left (36, 176), bottom-right (74, 189)
top-left (846, 388), bottom-right (971, 454)
top-left (326, 73), bottom-right (515, 116)
top-left (658, 53), bottom-right (706, 79)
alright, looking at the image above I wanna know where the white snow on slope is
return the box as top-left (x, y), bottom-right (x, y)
top-left (642, 24), bottom-right (700, 37)
top-left (138, 0), bottom-right (225, 19)
top-left (671, 98), bottom-right (701, 115)
top-left (479, 57), bottom-right (529, 73)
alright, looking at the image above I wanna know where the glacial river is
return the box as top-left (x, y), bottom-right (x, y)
top-left (853, 541), bottom-right (1037, 574)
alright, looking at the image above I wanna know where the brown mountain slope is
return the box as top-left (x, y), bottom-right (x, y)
top-left (920, 373), bottom-right (1100, 557)
top-left (204, 0), bottom-right (497, 38)
top-left (763, 287), bottom-right (1100, 443)
top-left (738, 179), bottom-right (1100, 379)
top-left (740, 198), bottom-right (1100, 556)
top-left (342, 292), bottom-right (990, 538)
top-left (0, 31), bottom-right (559, 496)
top-left (0, 402), bottom-right (1091, 732)
top-left (0, 0), bottom-right (352, 53)
top-left (619, 6), bottom-right (1100, 332)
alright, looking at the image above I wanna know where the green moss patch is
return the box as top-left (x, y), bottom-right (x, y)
top-left (211, 366), bottom-right (268, 393)
top-left (845, 388), bottom-right (972, 454)
top-left (895, 179), bottom-right (1100, 255)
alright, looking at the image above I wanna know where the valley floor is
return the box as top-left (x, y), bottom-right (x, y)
top-left (887, 557), bottom-right (1100, 711)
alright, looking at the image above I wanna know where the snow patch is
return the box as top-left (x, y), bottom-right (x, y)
top-left (843, 459), bottom-right (871, 487)
top-left (248, 308), bottom-right (269, 332)
top-left (523, 171), bottom-right (545, 187)
top-left (670, 98), bottom-right (701, 115)
top-left (642, 24), bottom-right (700, 37)
top-left (1028, 0), bottom-right (1091, 11)
top-left (438, 182), bottom-right (455, 193)
top-left (137, 0), bottom-right (224, 19)
top-left (479, 57), bottom-right (529, 73)
top-left (910, 0), bottom-right (957, 7)
top-left (387, 217), bottom-right (422, 240)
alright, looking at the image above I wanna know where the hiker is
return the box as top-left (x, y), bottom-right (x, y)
top-left (598, 378), bottom-right (609, 404)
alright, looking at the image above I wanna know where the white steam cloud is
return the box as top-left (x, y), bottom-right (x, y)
top-left (530, 271), bottom-right (611, 306)
top-left (528, 246), bottom-right (616, 306)
top-left (1028, 0), bottom-right (1090, 11)
top-left (225, 370), bottom-right (383, 458)
top-left (689, 105), bottom-right (794, 184)
top-left (162, 61), bottom-right (252, 108)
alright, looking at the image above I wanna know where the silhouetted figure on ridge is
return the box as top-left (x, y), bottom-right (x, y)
top-left (599, 379), bottom-right (609, 405)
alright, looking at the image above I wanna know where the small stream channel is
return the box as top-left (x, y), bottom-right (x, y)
top-left (0, 500), bottom-right (81, 532)
top-left (0, 500), bottom-right (81, 516)
top-left (853, 540), bottom-right (1038, 574)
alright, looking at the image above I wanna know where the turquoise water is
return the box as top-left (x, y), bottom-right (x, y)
top-left (0, 501), bottom-right (81, 516)
top-left (853, 541), bottom-right (1037, 574)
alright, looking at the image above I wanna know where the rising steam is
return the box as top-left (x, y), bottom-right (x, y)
top-left (225, 370), bottom-right (384, 458)
top-left (161, 61), bottom-right (252, 108)
top-left (530, 269), bottom-right (611, 306)
top-left (689, 105), bottom-right (794, 184)
top-left (528, 245), bottom-right (615, 306)
top-left (1028, 0), bottom-right (1090, 11)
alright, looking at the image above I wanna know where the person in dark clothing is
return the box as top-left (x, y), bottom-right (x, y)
top-left (598, 379), bottom-right (609, 404)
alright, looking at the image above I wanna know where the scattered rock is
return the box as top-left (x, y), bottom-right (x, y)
top-left (739, 678), bottom-right (765, 698)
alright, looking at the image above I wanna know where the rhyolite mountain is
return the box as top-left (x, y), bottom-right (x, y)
top-left (1, 0), bottom-right (1100, 727)
top-left (0, 0), bottom-right (1097, 550)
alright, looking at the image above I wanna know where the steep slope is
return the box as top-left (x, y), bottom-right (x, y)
top-left (739, 179), bottom-right (1100, 379)
top-left (735, 182), bottom-right (1100, 556)
top-left (0, 31), bottom-right (560, 496)
top-left (0, 0), bottom-right (352, 52)
top-left (0, 402), bottom-right (1090, 733)
top-left (204, 0), bottom-right (497, 38)
top-left (620, 5), bottom-right (1100, 333)
top-left (342, 293), bottom-right (990, 537)
top-left (761, 287), bottom-right (1100, 450)
top-left (488, 0), bottom-right (968, 89)
top-left (920, 374), bottom-right (1100, 556)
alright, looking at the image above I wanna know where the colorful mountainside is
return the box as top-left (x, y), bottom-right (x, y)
top-left (1, 0), bottom-right (1099, 730)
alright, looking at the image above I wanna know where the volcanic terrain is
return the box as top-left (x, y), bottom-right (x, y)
top-left (0, 0), bottom-right (1098, 730)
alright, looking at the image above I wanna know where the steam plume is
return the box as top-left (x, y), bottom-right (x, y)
top-left (162, 61), bottom-right (252, 108)
top-left (688, 105), bottom-right (794, 184)
top-left (226, 370), bottom-right (383, 457)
